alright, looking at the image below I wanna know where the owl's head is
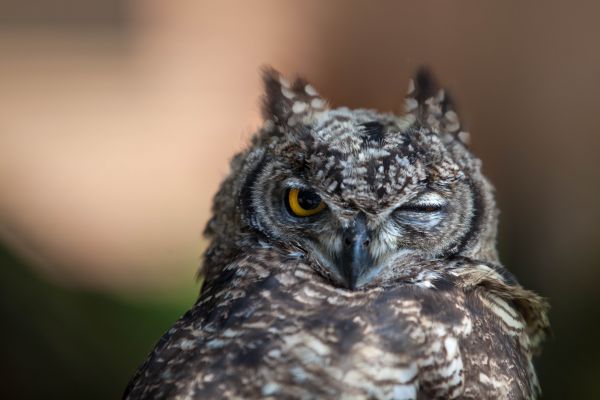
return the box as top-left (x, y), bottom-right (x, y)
top-left (205, 68), bottom-right (498, 289)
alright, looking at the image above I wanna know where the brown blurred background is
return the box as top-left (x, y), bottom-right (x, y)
top-left (1, 1), bottom-right (599, 398)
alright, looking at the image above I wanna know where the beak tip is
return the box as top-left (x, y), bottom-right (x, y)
top-left (339, 269), bottom-right (362, 290)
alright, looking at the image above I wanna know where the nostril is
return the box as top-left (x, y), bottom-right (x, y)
top-left (344, 237), bottom-right (353, 246)
top-left (362, 239), bottom-right (370, 247)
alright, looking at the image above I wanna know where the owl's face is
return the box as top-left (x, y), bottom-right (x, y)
top-left (209, 68), bottom-right (498, 290)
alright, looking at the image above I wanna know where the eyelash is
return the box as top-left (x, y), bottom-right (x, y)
top-left (397, 203), bottom-right (444, 213)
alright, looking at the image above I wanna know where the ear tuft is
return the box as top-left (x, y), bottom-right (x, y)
top-left (261, 66), bottom-right (288, 122)
top-left (260, 66), bottom-right (328, 126)
top-left (405, 67), bottom-right (469, 145)
top-left (412, 67), bottom-right (440, 103)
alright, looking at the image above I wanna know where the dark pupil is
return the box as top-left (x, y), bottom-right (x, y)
top-left (298, 190), bottom-right (322, 210)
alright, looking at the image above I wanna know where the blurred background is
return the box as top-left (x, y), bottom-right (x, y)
top-left (1, 1), bottom-right (599, 398)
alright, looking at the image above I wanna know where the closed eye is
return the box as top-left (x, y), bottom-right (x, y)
top-left (395, 192), bottom-right (447, 215)
top-left (393, 194), bottom-right (447, 229)
top-left (397, 203), bottom-right (444, 213)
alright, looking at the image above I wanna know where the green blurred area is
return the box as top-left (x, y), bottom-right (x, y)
top-left (0, 245), bottom-right (196, 400)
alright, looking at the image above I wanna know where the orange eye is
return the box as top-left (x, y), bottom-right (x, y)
top-left (287, 188), bottom-right (326, 217)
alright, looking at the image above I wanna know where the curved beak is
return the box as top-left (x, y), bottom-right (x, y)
top-left (334, 213), bottom-right (375, 289)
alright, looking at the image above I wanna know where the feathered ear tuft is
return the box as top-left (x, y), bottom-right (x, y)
top-left (411, 67), bottom-right (441, 104)
top-left (261, 66), bottom-right (328, 127)
top-left (405, 67), bottom-right (470, 145)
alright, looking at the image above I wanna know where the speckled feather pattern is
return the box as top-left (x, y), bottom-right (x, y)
top-left (125, 68), bottom-right (549, 400)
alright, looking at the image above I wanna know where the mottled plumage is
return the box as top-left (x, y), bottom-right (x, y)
top-left (125, 68), bottom-right (549, 399)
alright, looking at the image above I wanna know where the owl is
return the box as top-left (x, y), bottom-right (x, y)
top-left (124, 68), bottom-right (549, 400)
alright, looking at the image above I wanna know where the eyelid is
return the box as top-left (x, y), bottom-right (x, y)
top-left (396, 192), bottom-right (447, 212)
top-left (412, 192), bottom-right (446, 205)
top-left (283, 181), bottom-right (311, 191)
